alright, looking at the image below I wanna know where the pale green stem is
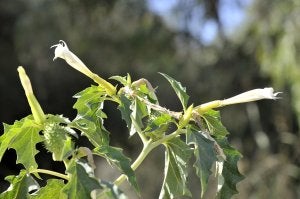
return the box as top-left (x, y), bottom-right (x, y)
top-left (30, 169), bottom-right (69, 180)
top-left (113, 129), bottom-right (183, 186)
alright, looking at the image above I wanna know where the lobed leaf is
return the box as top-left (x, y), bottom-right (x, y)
top-left (0, 170), bottom-right (39, 199)
top-left (159, 73), bottom-right (189, 110)
top-left (61, 160), bottom-right (102, 199)
top-left (30, 179), bottom-right (66, 199)
top-left (186, 128), bottom-right (218, 197)
top-left (93, 145), bottom-right (139, 194)
top-left (202, 110), bottom-right (229, 138)
top-left (159, 137), bottom-right (192, 199)
top-left (72, 85), bottom-right (110, 147)
top-left (0, 116), bottom-right (43, 170)
top-left (216, 138), bottom-right (244, 199)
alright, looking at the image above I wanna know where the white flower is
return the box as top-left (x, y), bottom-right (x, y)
top-left (51, 40), bottom-right (93, 78)
top-left (221, 87), bottom-right (282, 106)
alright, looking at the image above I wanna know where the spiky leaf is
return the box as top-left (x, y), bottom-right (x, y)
top-left (71, 85), bottom-right (109, 147)
top-left (0, 116), bottom-right (43, 170)
top-left (0, 170), bottom-right (39, 199)
top-left (61, 160), bottom-right (102, 199)
top-left (216, 138), bottom-right (244, 199)
top-left (159, 137), bottom-right (192, 199)
top-left (30, 179), bottom-right (66, 199)
top-left (202, 110), bottom-right (229, 138)
top-left (160, 73), bottom-right (189, 110)
top-left (187, 129), bottom-right (218, 197)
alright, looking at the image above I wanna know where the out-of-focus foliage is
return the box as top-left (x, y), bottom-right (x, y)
top-left (0, 0), bottom-right (299, 198)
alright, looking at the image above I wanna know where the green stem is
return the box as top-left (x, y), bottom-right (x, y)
top-left (30, 169), bottom-right (69, 180)
top-left (113, 129), bottom-right (184, 186)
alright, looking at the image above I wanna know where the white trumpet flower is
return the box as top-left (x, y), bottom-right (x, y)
top-left (51, 40), bottom-right (116, 95)
top-left (221, 87), bottom-right (282, 106)
top-left (195, 87), bottom-right (281, 113)
top-left (51, 40), bottom-right (94, 78)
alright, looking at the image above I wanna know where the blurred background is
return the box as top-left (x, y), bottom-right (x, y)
top-left (0, 0), bottom-right (299, 198)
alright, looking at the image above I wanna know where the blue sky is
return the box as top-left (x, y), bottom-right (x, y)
top-left (147, 0), bottom-right (252, 44)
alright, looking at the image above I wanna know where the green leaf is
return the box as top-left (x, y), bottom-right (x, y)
top-left (71, 85), bottom-right (110, 147)
top-left (0, 170), bottom-right (39, 199)
top-left (187, 128), bottom-right (218, 198)
top-left (93, 146), bottom-right (139, 194)
top-left (159, 137), bottom-right (192, 199)
top-left (216, 138), bottom-right (244, 199)
top-left (118, 95), bottom-right (148, 136)
top-left (160, 73), bottom-right (189, 110)
top-left (118, 94), bottom-right (133, 132)
top-left (0, 116), bottom-right (43, 170)
top-left (144, 113), bottom-right (172, 140)
top-left (96, 180), bottom-right (127, 199)
top-left (61, 160), bottom-right (102, 199)
top-left (30, 179), bottom-right (66, 199)
top-left (109, 75), bottom-right (128, 86)
top-left (202, 110), bottom-right (229, 138)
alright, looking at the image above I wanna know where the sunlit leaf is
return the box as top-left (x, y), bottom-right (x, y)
top-left (159, 137), bottom-right (192, 199)
top-left (187, 128), bottom-right (218, 197)
top-left (93, 145), bottom-right (139, 194)
top-left (71, 85), bottom-right (110, 147)
top-left (0, 170), bottom-right (39, 199)
top-left (202, 110), bottom-right (229, 138)
top-left (30, 179), bottom-right (66, 199)
top-left (0, 116), bottom-right (43, 170)
top-left (61, 160), bottom-right (102, 199)
top-left (144, 113), bottom-right (172, 139)
top-left (159, 73), bottom-right (189, 110)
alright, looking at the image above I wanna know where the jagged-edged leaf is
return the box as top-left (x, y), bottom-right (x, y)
top-left (118, 94), bottom-right (133, 132)
top-left (0, 170), bottom-right (39, 199)
top-left (160, 73), bottom-right (189, 110)
top-left (30, 179), bottom-right (66, 199)
top-left (130, 98), bottom-right (148, 136)
top-left (216, 138), bottom-right (244, 199)
top-left (144, 113), bottom-right (172, 140)
top-left (0, 116), bottom-right (43, 170)
top-left (109, 75), bottom-right (128, 86)
top-left (202, 110), bottom-right (229, 138)
top-left (95, 180), bottom-right (127, 199)
top-left (187, 129), bottom-right (218, 197)
top-left (159, 137), bottom-right (192, 199)
top-left (71, 85), bottom-right (109, 147)
top-left (61, 160), bottom-right (102, 199)
top-left (93, 146), bottom-right (139, 194)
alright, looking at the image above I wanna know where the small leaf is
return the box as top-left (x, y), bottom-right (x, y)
top-left (109, 75), bottom-right (128, 86)
top-left (0, 116), bottom-right (43, 170)
top-left (216, 138), bottom-right (244, 199)
top-left (0, 170), bottom-right (39, 199)
top-left (30, 179), bottom-right (66, 199)
top-left (159, 137), bottom-right (192, 199)
top-left (144, 113), bottom-right (172, 139)
top-left (202, 110), bottom-right (229, 138)
top-left (187, 128), bottom-right (218, 197)
top-left (61, 160), bottom-right (102, 199)
top-left (160, 73), bottom-right (189, 110)
top-left (72, 85), bottom-right (110, 147)
top-left (93, 146), bottom-right (139, 194)
top-left (118, 94), bottom-right (133, 132)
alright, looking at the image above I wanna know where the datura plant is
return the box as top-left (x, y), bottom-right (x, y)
top-left (0, 40), bottom-right (281, 199)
